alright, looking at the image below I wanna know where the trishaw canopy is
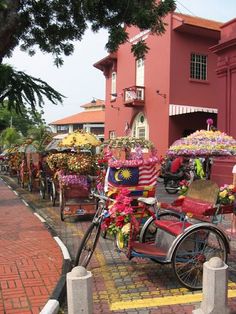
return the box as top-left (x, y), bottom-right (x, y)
top-left (58, 130), bottom-right (101, 149)
top-left (167, 130), bottom-right (236, 157)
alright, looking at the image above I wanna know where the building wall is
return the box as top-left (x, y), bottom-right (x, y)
top-left (212, 18), bottom-right (236, 138)
top-left (101, 13), bottom-right (222, 157)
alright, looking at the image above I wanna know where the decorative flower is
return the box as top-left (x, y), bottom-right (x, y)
top-left (102, 189), bottom-right (133, 242)
top-left (217, 184), bottom-right (236, 205)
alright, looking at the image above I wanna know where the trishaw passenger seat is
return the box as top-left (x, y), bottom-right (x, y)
top-left (154, 220), bottom-right (192, 236)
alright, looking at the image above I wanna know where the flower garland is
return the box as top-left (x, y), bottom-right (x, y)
top-left (58, 172), bottom-right (89, 189)
top-left (108, 155), bottom-right (159, 168)
top-left (102, 189), bottom-right (134, 244)
top-left (168, 130), bottom-right (236, 157)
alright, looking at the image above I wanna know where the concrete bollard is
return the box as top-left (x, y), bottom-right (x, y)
top-left (193, 257), bottom-right (229, 314)
top-left (67, 266), bottom-right (93, 314)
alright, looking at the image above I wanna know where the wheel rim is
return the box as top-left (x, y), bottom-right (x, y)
top-left (173, 227), bottom-right (227, 290)
top-left (75, 223), bottom-right (100, 267)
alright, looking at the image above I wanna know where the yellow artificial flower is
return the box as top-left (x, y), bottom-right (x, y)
top-left (121, 223), bottom-right (131, 235)
top-left (219, 190), bottom-right (228, 198)
top-left (229, 195), bottom-right (235, 201)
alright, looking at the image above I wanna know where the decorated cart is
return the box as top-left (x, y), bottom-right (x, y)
top-left (17, 141), bottom-right (41, 191)
top-left (101, 137), bottom-right (159, 206)
top-left (167, 124), bottom-right (236, 233)
top-left (50, 130), bottom-right (101, 221)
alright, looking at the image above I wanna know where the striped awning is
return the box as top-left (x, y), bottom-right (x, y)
top-left (169, 104), bottom-right (218, 116)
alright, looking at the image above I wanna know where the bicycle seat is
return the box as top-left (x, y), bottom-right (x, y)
top-left (137, 197), bottom-right (156, 205)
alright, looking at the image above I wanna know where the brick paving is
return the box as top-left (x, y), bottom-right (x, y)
top-left (0, 178), bottom-right (63, 314)
top-left (1, 175), bottom-right (236, 314)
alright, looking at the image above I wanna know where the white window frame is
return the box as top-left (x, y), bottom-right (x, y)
top-left (111, 71), bottom-right (117, 100)
top-left (131, 112), bottom-right (149, 140)
top-left (190, 53), bottom-right (207, 81)
top-left (109, 131), bottom-right (116, 139)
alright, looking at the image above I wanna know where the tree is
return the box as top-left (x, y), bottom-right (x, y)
top-left (0, 105), bottom-right (45, 136)
top-left (0, 126), bottom-right (22, 148)
top-left (27, 124), bottom-right (53, 152)
top-left (0, 0), bottom-right (176, 113)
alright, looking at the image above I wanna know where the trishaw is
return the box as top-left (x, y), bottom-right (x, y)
top-left (17, 142), bottom-right (40, 191)
top-left (47, 130), bottom-right (101, 221)
top-left (75, 179), bottom-right (233, 290)
top-left (38, 134), bottom-right (68, 201)
top-left (75, 131), bottom-right (236, 290)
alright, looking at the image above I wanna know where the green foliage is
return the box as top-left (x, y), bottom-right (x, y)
top-left (0, 127), bottom-right (22, 147)
top-left (0, 0), bottom-right (176, 63)
top-left (0, 105), bottom-right (45, 136)
top-left (0, 64), bottom-right (64, 114)
top-left (27, 124), bottom-right (53, 152)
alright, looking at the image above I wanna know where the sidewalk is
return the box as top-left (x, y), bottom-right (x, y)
top-left (0, 178), bottom-right (64, 314)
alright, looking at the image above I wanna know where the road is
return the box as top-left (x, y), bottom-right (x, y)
top-left (2, 175), bottom-right (236, 314)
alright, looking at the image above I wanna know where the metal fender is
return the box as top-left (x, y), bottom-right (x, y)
top-left (166, 222), bottom-right (230, 263)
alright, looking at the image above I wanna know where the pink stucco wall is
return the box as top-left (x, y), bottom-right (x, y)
top-left (98, 13), bottom-right (222, 157)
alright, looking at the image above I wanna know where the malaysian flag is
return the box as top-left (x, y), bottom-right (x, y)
top-left (105, 165), bottom-right (158, 192)
top-left (138, 164), bottom-right (158, 186)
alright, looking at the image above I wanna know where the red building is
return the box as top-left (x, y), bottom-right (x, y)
top-left (210, 18), bottom-right (236, 185)
top-left (94, 13), bottom-right (222, 157)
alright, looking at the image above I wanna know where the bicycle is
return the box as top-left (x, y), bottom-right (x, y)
top-left (74, 180), bottom-right (231, 290)
top-left (74, 192), bottom-right (180, 267)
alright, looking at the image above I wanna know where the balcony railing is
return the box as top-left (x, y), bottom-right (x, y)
top-left (123, 86), bottom-right (145, 107)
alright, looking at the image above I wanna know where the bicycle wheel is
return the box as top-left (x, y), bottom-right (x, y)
top-left (28, 175), bottom-right (33, 192)
top-left (172, 226), bottom-right (228, 290)
top-left (59, 190), bottom-right (65, 221)
top-left (140, 211), bottom-right (181, 243)
top-left (39, 178), bottom-right (46, 199)
top-left (50, 181), bottom-right (57, 206)
top-left (74, 222), bottom-right (101, 267)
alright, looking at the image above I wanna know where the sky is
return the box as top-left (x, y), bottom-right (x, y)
top-left (7, 0), bottom-right (236, 124)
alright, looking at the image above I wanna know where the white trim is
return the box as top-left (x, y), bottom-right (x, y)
top-left (40, 299), bottom-right (59, 314)
top-left (169, 104), bottom-right (218, 116)
top-left (34, 213), bottom-right (46, 223)
top-left (53, 236), bottom-right (71, 260)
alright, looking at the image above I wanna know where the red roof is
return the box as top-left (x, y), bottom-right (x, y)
top-left (174, 13), bottom-right (223, 31)
top-left (50, 110), bottom-right (105, 125)
top-left (81, 99), bottom-right (105, 108)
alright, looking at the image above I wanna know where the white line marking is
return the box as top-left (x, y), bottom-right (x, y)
top-left (54, 236), bottom-right (71, 260)
top-left (22, 199), bottom-right (29, 207)
top-left (34, 213), bottom-right (46, 223)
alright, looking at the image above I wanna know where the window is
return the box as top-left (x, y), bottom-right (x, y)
top-left (131, 112), bottom-right (149, 140)
top-left (190, 53), bottom-right (207, 80)
top-left (57, 125), bottom-right (69, 133)
top-left (136, 58), bottom-right (145, 100)
top-left (109, 131), bottom-right (116, 139)
top-left (111, 72), bottom-right (117, 100)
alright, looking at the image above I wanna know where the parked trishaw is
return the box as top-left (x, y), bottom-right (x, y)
top-left (46, 130), bottom-right (101, 221)
top-left (75, 131), bottom-right (236, 290)
top-left (17, 142), bottom-right (41, 191)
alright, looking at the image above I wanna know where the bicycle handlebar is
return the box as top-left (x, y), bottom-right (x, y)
top-left (92, 192), bottom-right (114, 203)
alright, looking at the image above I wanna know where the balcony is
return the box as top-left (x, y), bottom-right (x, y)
top-left (123, 86), bottom-right (145, 107)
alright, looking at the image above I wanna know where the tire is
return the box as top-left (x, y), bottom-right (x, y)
top-left (165, 179), bottom-right (179, 194)
top-left (50, 181), bottom-right (57, 206)
top-left (74, 222), bottom-right (101, 267)
top-left (28, 175), bottom-right (33, 192)
top-left (39, 179), bottom-right (46, 199)
top-left (172, 226), bottom-right (228, 290)
top-left (140, 211), bottom-right (181, 243)
top-left (59, 190), bottom-right (65, 221)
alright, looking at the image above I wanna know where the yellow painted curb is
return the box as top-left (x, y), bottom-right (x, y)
top-left (110, 289), bottom-right (236, 311)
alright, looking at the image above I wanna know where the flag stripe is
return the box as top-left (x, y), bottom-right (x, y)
top-left (139, 165), bottom-right (157, 186)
